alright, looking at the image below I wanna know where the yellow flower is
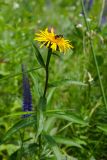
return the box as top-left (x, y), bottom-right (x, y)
top-left (34, 28), bottom-right (73, 53)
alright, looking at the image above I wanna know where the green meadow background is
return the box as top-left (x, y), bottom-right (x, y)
top-left (0, 0), bottom-right (107, 159)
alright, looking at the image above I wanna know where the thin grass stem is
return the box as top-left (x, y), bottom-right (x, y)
top-left (0, 67), bottom-right (41, 82)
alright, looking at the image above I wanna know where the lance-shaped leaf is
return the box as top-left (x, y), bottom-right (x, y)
top-left (54, 136), bottom-right (86, 148)
top-left (97, 124), bottom-right (107, 134)
top-left (44, 134), bottom-right (62, 160)
top-left (33, 43), bottom-right (45, 68)
top-left (48, 79), bottom-right (87, 88)
top-left (0, 118), bottom-right (36, 144)
top-left (47, 111), bottom-right (88, 126)
top-left (36, 96), bottom-right (46, 140)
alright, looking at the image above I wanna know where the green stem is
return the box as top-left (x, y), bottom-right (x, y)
top-left (81, 0), bottom-right (107, 110)
top-left (38, 49), bottom-right (52, 158)
top-left (38, 134), bottom-right (41, 159)
top-left (43, 49), bottom-right (52, 97)
top-left (19, 130), bottom-right (25, 160)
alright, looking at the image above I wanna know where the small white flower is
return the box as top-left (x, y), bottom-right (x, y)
top-left (87, 18), bottom-right (91, 22)
top-left (13, 2), bottom-right (19, 9)
top-left (76, 23), bottom-right (83, 28)
top-left (87, 72), bottom-right (93, 82)
top-left (83, 71), bottom-right (93, 83)
top-left (79, 13), bottom-right (83, 17)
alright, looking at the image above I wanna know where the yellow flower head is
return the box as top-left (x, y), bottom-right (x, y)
top-left (34, 28), bottom-right (73, 53)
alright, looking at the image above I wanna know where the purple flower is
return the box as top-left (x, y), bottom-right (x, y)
top-left (101, 16), bottom-right (107, 25)
top-left (83, 0), bottom-right (93, 12)
top-left (22, 64), bottom-right (32, 118)
top-left (87, 0), bottom-right (93, 11)
top-left (101, 0), bottom-right (107, 25)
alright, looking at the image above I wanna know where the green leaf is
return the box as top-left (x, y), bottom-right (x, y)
top-left (33, 43), bottom-right (45, 68)
top-left (0, 111), bottom-right (35, 121)
top-left (30, 72), bottom-right (42, 98)
top-left (0, 117), bottom-right (36, 144)
top-left (54, 136), bottom-right (82, 148)
top-left (9, 149), bottom-right (20, 160)
top-left (44, 117), bottom-right (56, 132)
top-left (47, 112), bottom-right (88, 126)
top-left (0, 67), bottom-right (41, 82)
top-left (47, 88), bottom-right (56, 105)
top-left (44, 134), bottom-right (62, 160)
top-left (36, 109), bottom-right (44, 140)
top-left (0, 144), bottom-right (19, 156)
top-left (48, 79), bottom-right (87, 88)
top-left (39, 96), bottom-right (47, 111)
top-left (36, 96), bottom-right (46, 139)
top-left (97, 124), bottom-right (107, 133)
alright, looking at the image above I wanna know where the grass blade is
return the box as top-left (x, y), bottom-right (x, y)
top-left (0, 117), bottom-right (36, 144)
top-left (47, 111), bottom-right (88, 126)
top-left (48, 79), bottom-right (87, 88)
top-left (44, 134), bottom-right (62, 160)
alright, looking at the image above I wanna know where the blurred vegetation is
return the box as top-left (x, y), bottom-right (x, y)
top-left (0, 0), bottom-right (107, 159)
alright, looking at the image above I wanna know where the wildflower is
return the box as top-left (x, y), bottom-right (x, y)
top-left (101, 16), bottom-right (107, 25)
top-left (79, 13), bottom-right (83, 17)
top-left (83, 0), bottom-right (93, 12)
top-left (101, 1), bottom-right (107, 26)
top-left (86, 18), bottom-right (91, 22)
top-left (22, 64), bottom-right (32, 118)
top-left (87, 72), bottom-right (93, 82)
top-left (13, 2), bottom-right (19, 9)
top-left (34, 28), bottom-right (73, 53)
top-left (83, 70), bottom-right (93, 83)
top-left (76, 23), bottom-right (83, 28)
